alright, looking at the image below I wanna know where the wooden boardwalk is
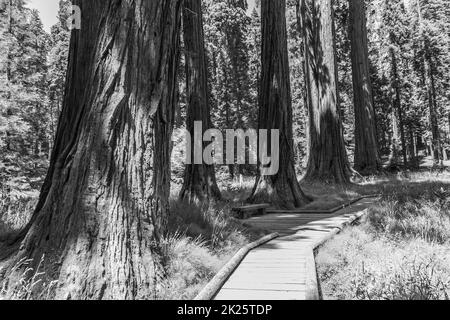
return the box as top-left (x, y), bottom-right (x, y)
top-left (214, 198), bottom-right (377, 300)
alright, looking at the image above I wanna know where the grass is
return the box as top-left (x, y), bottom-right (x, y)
top-left (317, 229), bottom-right (449, 300)
top-left (0, 256), bottom-right (57, 300)
top-left (316, 171), bottom-right (450, 300)
top-left (2, 168), bottom-right (450, 300)
top-left (0, 193), bottom-right (34, 236)
top-left (159, 170), bottom-right (450, 300)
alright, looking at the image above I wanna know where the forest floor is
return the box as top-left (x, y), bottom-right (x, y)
top-left (1, 158), bottom-right (449, 300)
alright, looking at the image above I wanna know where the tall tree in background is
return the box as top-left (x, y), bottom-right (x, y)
top-left (203, 0), bottom-right (254, 179)
top-left (334, 0), bottom-right (356, 161)
top-left (250, 0), bottom-right (310, 209)
top-left (0, 0), bottom-right (49, 197)
top-left (247, 6), bottom-right (261, 120)
top-left (46, 0), bottom-right (71, 157)
top-left (299, 0), bottom-right (351, 183)
top-left (381, 0), bottom-right (409, 168)
top-left (388, 47), bottom-right (407, 167)
top-left (225, 0), bottom-right (250, 128)
top-left (1, 0), bottom-right (182, 300)
top-left (414, 0), bottom-right (443, 164)
top-left (180, 0), bottom-right (221, 204)
top-left (349, 0), bottom-right (380, 174)
top-left (287, 0), bottom-right (309, 174)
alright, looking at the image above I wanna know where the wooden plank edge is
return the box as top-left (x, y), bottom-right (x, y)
top-left (305, 249), bottom-right (320, 300)
top-left (194, 232), bottom-right (280, 301)
top-left (310, 208), bottom-right (370, 251)
top-left (233, 204), bottom-right (271, 211)
top-left (266, 194), bottom-right (380, 214)
top-left (304, 208), bottom-right (371, 300)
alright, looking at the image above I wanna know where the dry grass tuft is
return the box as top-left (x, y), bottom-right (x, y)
top-left (0, 256), bottom-right (57, 300)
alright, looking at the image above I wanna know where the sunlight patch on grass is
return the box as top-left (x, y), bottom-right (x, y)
top-left (317, 229), bottom-right (450, 300)
top-left (316, 173), bottom-right (450, 300)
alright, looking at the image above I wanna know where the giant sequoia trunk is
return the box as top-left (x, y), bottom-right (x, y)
top-left (180, 0), bottom-right (221, 204)
top-left (299, 0), bottom-right (351, 183)
top-left (349, 0), bottom-right (380, 175)
top-left (1, 0), bottom-right (182, 300)
top-left (250, 0), bottom-right (310, 210)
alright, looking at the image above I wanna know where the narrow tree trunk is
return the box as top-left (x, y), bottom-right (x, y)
top-left (417, 0), bottom-right (441, 164)
top-left (1, 0), bottom-right (182, 300)
top-left (448, 113), bottom-right (450, 138)
top-left (5, 0), bottom-right (13, 151)
top-left (388, 103), bottom-right (401, 168)
top-left (388, 48), bottom-right (407, 168)
top-left (349, 0), bottom-right (380, 175)
top-left (299, 0), bottom-right (351, 183)
top-left (413, 131), bottom-right (418, 159)
top-left (397, 98), bottom-right (407, 167)
top-left (408, 125), bottom-right (416, 161)
top-left (424, 46), bottom-right (442, 164)
top-left (180, 0), bottom-right (221, 204)
top-left (250, 0), bottom-right (310, 210)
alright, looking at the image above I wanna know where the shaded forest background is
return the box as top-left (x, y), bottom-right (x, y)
top-left (0, 0), bottom-right (449, 221)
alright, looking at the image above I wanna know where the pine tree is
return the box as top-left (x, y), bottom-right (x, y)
top-left (203, 0), bottom-right (254, 178)
top-left (411, 0), bottom-right (448, 164)
top-left (47, 0), bottom-right (71, 157)
top-left (247, 7), bottom-right (261, 126)
top-left (374, 0), bottom-right (411, 168)
top-left (0, 0), bottom-right (49, 198)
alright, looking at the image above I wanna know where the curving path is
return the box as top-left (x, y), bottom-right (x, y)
top-left (213, 197), bottom-right (377, 300)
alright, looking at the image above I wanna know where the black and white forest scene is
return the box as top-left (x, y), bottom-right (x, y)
top-left (0, 0), bottom-right (449, 305)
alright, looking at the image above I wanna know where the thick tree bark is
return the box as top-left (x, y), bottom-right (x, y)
top-left (299, 0), bottom-right (351, 183)
top-left (349, 0), bottom-right (380, 175)
top-left (250, 0), bottom-right (310, 210)
top-left (180, 0), bottom-right (221, 204)
top-left (1, 0), bottom-right (182, 300)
